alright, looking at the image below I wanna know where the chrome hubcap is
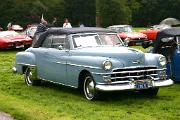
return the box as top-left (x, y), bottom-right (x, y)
top-left (84, 77), bottom-right (95, 99)
top-left (25, 68), bottom-right (33, 85)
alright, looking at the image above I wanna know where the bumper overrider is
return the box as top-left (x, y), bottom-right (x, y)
top-left (94, 66), bottom-right (174, 91)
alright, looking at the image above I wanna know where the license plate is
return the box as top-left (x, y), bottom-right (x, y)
top-left (136, 83), bottom-right (148, 89)
top-left (16, 44), bottom-right (24, 48)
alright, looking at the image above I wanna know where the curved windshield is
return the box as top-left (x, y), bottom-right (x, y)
top-left (72, 33), bottom-right (124, 48)
top-left (0, 31), bottom-right (19, 37)
top-left (118, 26), bottom-right (133, 33)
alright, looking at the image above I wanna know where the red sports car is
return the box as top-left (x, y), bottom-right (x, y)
top-left (139, 24), bottom-right (171, 41)
top-left (108, 25), bottom-right (147, 45)
top-left (0, 31), bottom-right (32, 49)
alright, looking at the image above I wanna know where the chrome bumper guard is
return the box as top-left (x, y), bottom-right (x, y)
top-left (95, 79), bottom-right (173, 91)
top-left (12, 67), bottom-right (17, 73)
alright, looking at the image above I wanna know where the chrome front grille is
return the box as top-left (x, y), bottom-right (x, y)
top-left (111, 67), bottom-right (161, 82)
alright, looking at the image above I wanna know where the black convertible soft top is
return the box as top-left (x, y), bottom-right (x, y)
top-left (33, 27), bottom-right (116, 48)
top-left (153, 28), bottom-right (180, 53)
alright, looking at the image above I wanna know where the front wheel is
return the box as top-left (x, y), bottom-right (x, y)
top-left (24, 67), bottom-right (41, 86)
top-left (83, 75), bottom-right (99, 100)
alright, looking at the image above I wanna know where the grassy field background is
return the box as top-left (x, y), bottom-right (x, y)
top-left (0, 47), bottom-right (180, 120)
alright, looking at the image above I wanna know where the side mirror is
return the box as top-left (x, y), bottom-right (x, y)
top-left (142, 41), bottom-right (152, 49)
top-left (124, 38), bottom-right (130, 46)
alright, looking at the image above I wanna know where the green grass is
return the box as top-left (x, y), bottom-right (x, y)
top-left (133, 27), bottom-right (147, 32)
top-left (0, 48), bottom-right (180, 120)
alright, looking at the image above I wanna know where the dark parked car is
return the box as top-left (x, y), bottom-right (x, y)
top-left (142, 28), bottom-right (180, 81)
top-left (13, 27), bottom-right (173, 100)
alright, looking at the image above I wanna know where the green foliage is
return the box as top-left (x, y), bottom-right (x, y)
top-left (0, 48), bottom-right (180, 120)
top-left (97, 0), bottom-right (131, 27)
top-left (133, 0), bottom-right (180, 26)
top-left (64, 0), bottom-right (96, 27)
top-left (0, 0), bottom-right (65, 28)
top-left (0, 0), bottom-right (180, 28)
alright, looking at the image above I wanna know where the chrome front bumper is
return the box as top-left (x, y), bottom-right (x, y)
top-left (95, 79), bottom-right (173, 91)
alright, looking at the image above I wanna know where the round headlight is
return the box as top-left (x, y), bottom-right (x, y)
top-left (159, 56), bottom-right (166, 66)
top-left (103, 60), bottom-right (112, 70)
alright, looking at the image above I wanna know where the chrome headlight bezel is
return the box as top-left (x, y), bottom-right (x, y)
top-left (102, 60), bottom-right (112, 70)
top-left (158, 56), bottom-right (166, 66)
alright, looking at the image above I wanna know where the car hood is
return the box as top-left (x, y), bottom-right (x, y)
top-left (72, 46), bottom-right (145, 66)
top-left (118, 32), bottom-right (147, 39)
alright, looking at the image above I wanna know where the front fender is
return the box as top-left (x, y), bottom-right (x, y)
top-left (14, 52), bottom-right (36, 74)
top-left (144, 53), bottom-right (163, 68)
top-left (67, 56), bottom-right (124, 85)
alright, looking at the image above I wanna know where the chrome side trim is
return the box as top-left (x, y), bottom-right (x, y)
top-left (55, 61), bottom-right (66, 65)
top-left (67, 63), bottom-right (102, 69)
top-left (95, 79), bottom-right (173, 91)
top-left (16, 63), bottom-right (36, 67)
top-left (54, 61), bottom-right (102, 70)
top-left (37, 76), bottom-right (78, 89)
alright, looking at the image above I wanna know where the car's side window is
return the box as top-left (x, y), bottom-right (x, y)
top-left (51, 35), bottom-right (69, 50)
top-left (41, 35), bottom-right (53, 48)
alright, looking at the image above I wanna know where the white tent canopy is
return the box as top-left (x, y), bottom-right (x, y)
top-left (160, 18), bottom-right (180, 26)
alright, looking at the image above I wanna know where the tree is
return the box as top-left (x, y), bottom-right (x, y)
top-left (97, 0), bottom-right (131, 27)
top-left (64, 0), bottom-right (96, 27)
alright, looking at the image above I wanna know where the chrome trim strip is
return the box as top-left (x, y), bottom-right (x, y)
top-left (109, 81), bottom-right (131, 84)
top-left (16, 63), bottom-right (36, 67)
top-left (95, 79), bottom-right (173, 91)
top-left (38, 76), bottom-right (78, 89)
top-left (53, 61), bottom-right (102, 69)
top-left (55, 61), bottom-right (66, 65)
top-left (67, 63), bottom-right (102, 69)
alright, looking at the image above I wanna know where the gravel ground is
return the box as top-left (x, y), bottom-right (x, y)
top-left (0, 112), bottom-right (14, 120)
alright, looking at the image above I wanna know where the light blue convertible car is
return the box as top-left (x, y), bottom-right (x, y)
top-left (13, 27), bottom-right (173, 100)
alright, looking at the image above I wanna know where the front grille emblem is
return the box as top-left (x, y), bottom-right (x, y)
top-left (132, 59), bottom-right (141, 64)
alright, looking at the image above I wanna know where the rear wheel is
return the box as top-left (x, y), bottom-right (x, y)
top-left (83, 75), bottom-right (99, 100)
top-left (24, 66), bottom-right (41, 86)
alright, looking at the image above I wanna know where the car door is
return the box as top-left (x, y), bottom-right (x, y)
top-left (37, 34), bottom-right (69, 84)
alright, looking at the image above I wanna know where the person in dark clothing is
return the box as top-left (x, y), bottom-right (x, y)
top-left (32, 15), bottom-right (48, 46)
top-left (35, 20), bottom-right (48, 34)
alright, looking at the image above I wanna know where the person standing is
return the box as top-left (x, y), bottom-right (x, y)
top-left (32, 15), bottom-right (48, 46)
top-left (63, 18), bottom-right (72, 28)
top-left (79, 21), bottom-right (85, 27)
top-left (35, 17), bottom-right (48, 34)
top-left (7, 22), bottom-right (12, 30)
top-left (51, 17), bottom-right (57, 26)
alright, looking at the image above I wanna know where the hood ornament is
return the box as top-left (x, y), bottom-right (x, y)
top-left (132, 59), bottom-right (141, 64)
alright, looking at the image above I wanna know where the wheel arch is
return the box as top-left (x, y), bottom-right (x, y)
top-left (78, 69), bottom-right (92, 90)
